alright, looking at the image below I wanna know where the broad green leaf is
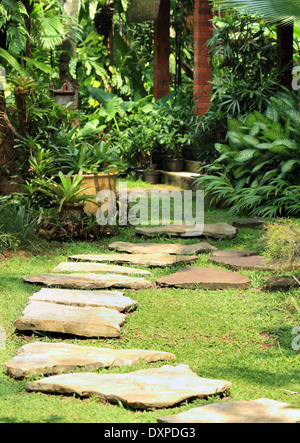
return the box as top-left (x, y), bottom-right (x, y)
top-left (227, 131), bottom-right (244, 149)
top-left (281, 159), bottom-right (300, 174)
top-left (241, 135), bottom-right (260, 147)
top-left (265, 105), bottom-right (279, 123)
top-left (268, 145), bottom-right (290, 156)
top-left (262, 129), bottom-right (288, 141)
top-left (23, 57), bottom-right (55, 75)
top-left (227, 117), bottom-right (247, 133)
top-left (272, 138), bottom-right (298, 150)
top-left (256, 142), bottom-right (273, 150)
top-left (234, 149), bottom-right (256, 163)
top-left (88, 86), bottom-right (116, 105)
top-left (286, 108), bottom-right (300, 126)
top-left (245, 113), bottom-right (257, 127)
top-left (0, 48), bottom-right (27, 77)
top-left (214, 143), bottom-right (233, 154)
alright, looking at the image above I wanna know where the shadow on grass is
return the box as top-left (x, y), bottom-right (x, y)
top-left (0, 415), bottom-right (64, 423)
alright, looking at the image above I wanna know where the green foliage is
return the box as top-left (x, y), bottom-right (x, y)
top-left (0, 201), bottom-right (39, 252)
top-left (34, 171), bottom-right (94, 213)
top-left (195, 91), bottom-right (300, 217)
top-left (262, 219), bottom-right (300, 271)
top-left (205, 10), bottom-right (283, 144)
top-left (47, 125), bottom-right (125, 175)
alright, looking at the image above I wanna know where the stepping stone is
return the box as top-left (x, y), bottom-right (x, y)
top-left (52, 262), bottom-right (150, 275)
top-left (25, 364), bottom-right (232, 409)
top-left (135, 223), bottom-right (237, 239)
top-left (67, 253), bottom-right (198, 267)
top-left (232, 217), bottom-right (265, 229)
top-left (157, 398), bottom-right (300, 423)
top-left (4, 342), bottom-right (176, 379)
top-left (156, 266), bottom-right (250, 290)
top-left (108, 241), bottom-right (217, 255)
top-left (261, 276), bottom-right (299, 291)
top-left (22, 273), bottom-right (153, 290)
top-left (212, 249), bottom-right (258, 258)
top-left (208, 255), bottom-right (300, 271)
top-left (28, 288), bottom-right (138, 312)
top-left (14, 301), bottom-right (125, 338)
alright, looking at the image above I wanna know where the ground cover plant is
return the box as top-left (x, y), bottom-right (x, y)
top-left (195, 91), bottom-right (300, 217)
top-left (0, 182), bottom-right (299, 423)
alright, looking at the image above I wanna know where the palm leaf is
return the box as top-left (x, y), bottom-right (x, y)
top-left (218, 0), bottom-right (300, 25)
top-left (0, 48), bottom-right (28, 77)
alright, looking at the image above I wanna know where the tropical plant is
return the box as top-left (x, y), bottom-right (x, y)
top-left (262, 219), bottom-right (300, 272)
top-left (209, 11), bottom-right (282, 118)
top-left (49, 129), bottom-right (125, 175)
top-left (0, 200), bottom-right (40, 251)
top-left (34, 170), bottom-right (94, 212)
top-left (194, 91), bottom-right (300, 217)
top-left (218, 0), bottom-right (300, 25)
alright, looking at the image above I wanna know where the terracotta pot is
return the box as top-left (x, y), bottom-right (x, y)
top-left (79, 172), bottom-right (118, 216)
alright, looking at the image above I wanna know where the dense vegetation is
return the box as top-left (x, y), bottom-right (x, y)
top-left (0, 1), bottom-right (299, 244)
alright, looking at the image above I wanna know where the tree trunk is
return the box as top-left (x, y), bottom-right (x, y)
top-left (277, 23), bottom-right (294, 90)
top-left (0, 90), bottom-right (23, 195)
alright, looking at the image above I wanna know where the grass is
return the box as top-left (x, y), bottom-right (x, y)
top-left (0, 189), bottom-right (299, 423)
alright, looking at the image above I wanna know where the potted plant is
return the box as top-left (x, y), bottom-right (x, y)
top-left (35, 171), bottom-right (95, 218)
top-left (50, 133), bottom-right (126, 215)
top-left (158, 127), bottom-right (184, 172)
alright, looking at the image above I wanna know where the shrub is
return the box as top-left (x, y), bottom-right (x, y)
top-left (0, 201), bottom-right (40, 252)
top-left (262, 219), bottom-right (300, 272)
top-left (195, 91), bottom-right (300, 217)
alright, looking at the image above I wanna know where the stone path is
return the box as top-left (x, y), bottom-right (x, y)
top-left (135, 223), bottom-right (237, 239)
top-left (22, 273), bottom-right (153, 290)
top-left (211, 249), bottom-right (258, 257)
top-left (156, 266), bottom-right (250, 290)
top-left (232, 217), bottom-right (265, 229)
top-left (6, 218), bottom-right (297, 419)
top-left (261, 276), bottom-right (299, 291)
top-left (108, 241), bottom-right (217, 255)
top-left (208, 255), bottom-right (300, 271)
top-left (25, 364), bottom-right (232, 409)
top-left (67, 253), bottom-right (198, 267)
top-left (52, 262), bottom-right (151, 275)
top-left (28, 288), bottom-right (138, 312)
top-left (14, 301), bottom-right (126, 338)
top-left (4, 342), bottom-right (176, 379)
top-left (157, 398), bottom-right (300, 423)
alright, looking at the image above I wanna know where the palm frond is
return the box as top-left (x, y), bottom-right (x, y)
top-left (217, 0), bottom-right (300, 25)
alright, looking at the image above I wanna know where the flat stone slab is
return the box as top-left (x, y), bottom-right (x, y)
top-left (261, 276), bottom-right (299, 291)
top-left (157, 398), bottom-right (300, 423)
top-left (25, 364), bottom-right (232, 409)
top-left (135, 223), bottom-right (237, 239)
top-left (22, 273), bottom-right (153, 290)
top-left (232, 217), bottom-right (265, 229)
top-left (212, 249), bottom-right (258, 257)
top-left (28, 288), bottom-right (138, 312)
top-left (108, 241), bottom-right (217, 255)
top-left (67, 253), bottom-right (198, 267)
top-left (156, 266), bottom-right (250, 290)
top-left (14, 301), bottom-right (126, 338)
top-left (208, 255), bottom-right (299, 271)
top-left (4, 342), bottom-right (176, 379)
top-left (52, 262), bottom-right (150, 275)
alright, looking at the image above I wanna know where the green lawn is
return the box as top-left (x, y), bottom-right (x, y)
top-left (0, 201), bottom-right (299, 423)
